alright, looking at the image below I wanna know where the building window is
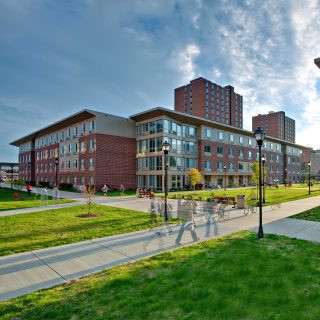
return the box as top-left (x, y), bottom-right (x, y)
top-left (239, 136), bottom-right (244, 144)
top-left (248, 151), bottom-right (252, 159)
top-left (228, 148), bottom-right (233, 157)
top-left (89, 158), bottom-right (94, 168)
top-left (81, 177), bottom-right (85, 185)
top-left (80, 141), bottom-right (86, 152)
top-left (218, 132), bottom-right (223, 140)
top-left (73, 160), bottom-right (78, 168)
top-left (82, 123), bottom-right (86, 133)
top-left (89, 120), bottom-right (95, 131)
top-left (80, 158), bottom-right (85, 168)
top-left (238, 149), bottom-right (244, 158)
top-left (216, 161), bottom-right (222, 170)
top-left (228, 163), bottom-right (233, 171)
top-left (204, 145), bottom-right (211, 154)
top-left (204, 129), bottom-right (211, 139)
top-left (229, 134), bottom-right (234, 142)
top-left (204, 161), bottom-right (211, 171)
top-left (217, 146), bottom-right (223, 155)
top-left (89, 176), bottom-right (94, 185)
top-left (238, 163), bottom-right (243, 170)
top-left (89, 139), bottom-right (95, 151)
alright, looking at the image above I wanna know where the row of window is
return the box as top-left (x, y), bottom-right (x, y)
top-left (203, 129), bottom-right (281, 151)
top-left (35, 120), bottom-right (95, 149)
top-left (36, 176), bottom-right (94, 186)
top-left (35, 158), bottom-right (95, 172)
top-left (136, 119), bottom-right (197, 138)
top-left (19, 142), bottom-right (32, 153)
top-left (137, 137), bottom-right (197, 155)
top-left (137, 156), bottom-right (197, 171)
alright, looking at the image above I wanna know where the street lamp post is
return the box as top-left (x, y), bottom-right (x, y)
top-left (254, 127), bottom-right (266, 239)
top-left (54, 158), bottom-right (59, 187)
top-left (162, 141), bottom-right (171, 223)
top-left (11, 164), bottom-right (13, 189)
top-left (308, 161), bottom-right (311, 195)
top-left (28, 161), bottom-right (31, 183)
top-left (262, 155), bottom-right (266, 204)
top-left (223, 164), bottom-right (227, 191)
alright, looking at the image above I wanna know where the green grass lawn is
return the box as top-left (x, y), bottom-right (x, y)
top-left (291, 206), bottom-right (320, 222)
top-left (1, 231), bottom-right (320, 319)
top-left (158, 187), bottom-right (320, 205)
top-left (0, 188), bottom-right (72, 211)
top-left (0, 204), bottom-right (177, 256)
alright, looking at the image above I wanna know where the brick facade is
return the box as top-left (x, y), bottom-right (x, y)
top-left (95, 134), bottom-right (136, 190)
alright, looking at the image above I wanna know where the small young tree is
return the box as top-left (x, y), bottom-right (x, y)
top-left (187, 168), bottom-right (202, 193)
top-left (250, 162), bottom-right (260, 198)
top-left (81, 184), bottom-right (96, 216)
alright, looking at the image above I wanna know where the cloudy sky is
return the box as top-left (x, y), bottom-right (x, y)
top-left (1, 0), bottom-right (320, 162)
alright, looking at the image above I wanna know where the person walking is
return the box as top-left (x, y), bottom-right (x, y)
top-left (102, 184), bottom-right (109, 196)
top-left (26, 183), bottom-right (32, 197)
top-left (149, 198), bottom-right (159, 231)
top-left (175, 199), bottom-right (199, 244)
top-left (205, 197), bottom-right (219, 238)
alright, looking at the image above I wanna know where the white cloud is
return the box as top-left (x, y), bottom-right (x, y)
top-left (169, 44), bottom-right (200, 82)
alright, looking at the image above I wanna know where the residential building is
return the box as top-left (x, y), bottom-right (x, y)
top-left (252, 111), bottom-right (295, 143)
top-left (174, 77), bottom-right (243, 129)
top-left (131, 107), bottom-right (306, 189)
top-left (11, 110), bottom-right (136, 190)
top-left (12, 107), bottom-right (309, 191)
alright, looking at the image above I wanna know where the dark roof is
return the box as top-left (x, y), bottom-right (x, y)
top-left (130, 107), bottom-right (310, 150)
top-left (10, 109), bottom-right (96, 146)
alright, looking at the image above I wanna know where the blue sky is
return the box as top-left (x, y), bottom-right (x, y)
top-left (1, 0), bottom-right (320, 162)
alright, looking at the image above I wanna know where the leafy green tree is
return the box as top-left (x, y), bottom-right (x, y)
top-left (187, 168), bottom-right (201, 193)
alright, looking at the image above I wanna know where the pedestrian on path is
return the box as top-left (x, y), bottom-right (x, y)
top-left (149, 198), bottom-right (160, 231)
top-left (175, 199), bottom-right (199, 244)
top-left (205, 197), bottom-right (219, 238)
top-left (26, 184), bottom-right (32, 197)
top-left (102, 185), bottom-right (109, 196)
top-left (120, 184), bottom-right (125, 197)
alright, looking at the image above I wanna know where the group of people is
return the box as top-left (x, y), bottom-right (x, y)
top-left (101, 184), bottom-right (125, 196)
top-left (149, 196), bottom-right (220, 245)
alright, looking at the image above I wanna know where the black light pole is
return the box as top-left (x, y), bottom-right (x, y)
top-left (308, 161), bottom-right (311, 195)
top-left (262, 155), bottom-right (266, 204)
top-left (254, 127), bottom-right (265, 239)
top-left (55, 158), bottom-right (59, 187)
top-left (11, 164), bottom-right (13, 189)
top-left (27, 161), bottom-right (31, 183)
top-left (223, 164), bottom-right (227, 191)
top-left (162, 141), bottom-right (171, 223)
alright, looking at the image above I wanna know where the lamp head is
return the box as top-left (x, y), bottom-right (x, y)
top-left (162, 141), bottom-right (171, 154)
top-left (254, 127), bottom-right (265, 146)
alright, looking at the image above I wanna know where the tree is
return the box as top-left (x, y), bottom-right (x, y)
top-left (250, 162), bottom-right (261, 198)
top-left (187, 168), bottom-right (201, 192)
top-left (81, 184), bottom-right (96, 216)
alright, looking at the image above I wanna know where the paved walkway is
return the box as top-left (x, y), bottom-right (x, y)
top-left (1, 195), bottom-right (320, 301)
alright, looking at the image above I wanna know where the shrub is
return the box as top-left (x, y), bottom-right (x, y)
top-left (59, 183), bottom-right (73, 190)
top-left (38, 181), bottom-right (50, 188)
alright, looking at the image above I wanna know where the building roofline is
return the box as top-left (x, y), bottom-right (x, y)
top-left (130, 107), bottom-right (310, 150)
top-left (10, 109), bottom-right (98, 147)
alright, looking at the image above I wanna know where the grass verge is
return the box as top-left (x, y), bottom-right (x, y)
top-left (158, 187), bottom-right (320, 205)
top-left (0, 204), bottom-right (177, 256)
top-left (290, 206), bottom-right (320, 222)
top-left (0, 188), bottom-right (72, 211)
top-left (1, 232), bottom-right (320, 319)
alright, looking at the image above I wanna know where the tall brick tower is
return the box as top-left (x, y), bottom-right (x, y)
top-left (174, 77), bottom-right (243, 129)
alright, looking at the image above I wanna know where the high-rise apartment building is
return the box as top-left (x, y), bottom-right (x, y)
top-left (174, 77), bottom-right (243, 129)
top-left (252, 111), bottom-right (295, 143)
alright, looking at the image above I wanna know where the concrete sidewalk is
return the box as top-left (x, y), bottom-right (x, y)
top-left (2, 194), bottom-right (320, 301)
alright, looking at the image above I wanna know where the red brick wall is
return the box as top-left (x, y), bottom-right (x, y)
top-left (174, 87), bottom-right (185, 113)
top-left (95, 134), bottom-right (136, 190)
